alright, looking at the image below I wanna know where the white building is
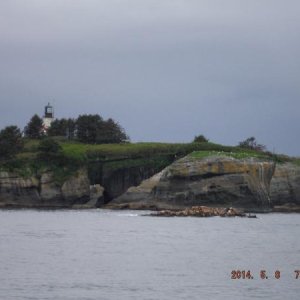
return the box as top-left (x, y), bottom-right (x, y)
top-left (42, 103), bottom-right (54, 133)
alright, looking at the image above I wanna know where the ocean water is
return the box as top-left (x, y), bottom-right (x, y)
top-left (0, 209), bottom-right (299, 300)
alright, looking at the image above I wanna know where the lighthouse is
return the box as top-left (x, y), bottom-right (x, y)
top-left (42, 102), bottom-right (54, 133)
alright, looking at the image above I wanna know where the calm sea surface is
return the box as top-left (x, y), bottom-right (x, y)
top-left (0, 209), bottom-right (299, 300)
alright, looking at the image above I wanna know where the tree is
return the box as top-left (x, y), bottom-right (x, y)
top-left (24, 114), bottom-right (44, 139)
top-left (37, 138), bottom-right (64, 163)
top-left (0, 126), bottom-right (24, 160)
top-left (96, 118), bottom-right (129, 144)
top-left (38, 138), bottom-right (62, 154)
top-left (48, 118), bottom-right (76, 139)
top-left (76, 114), bottom-right (103, 143)
top-left (193, 134), bottom-right (209, 143)
top-left (49, 114), bottom-right (129, 144)
top-left (47, 119), bottom-right (64, 136)
top-left (65, 118), bottom-right (76, 140)
top-left (238, 136), bottom-right (266, 151)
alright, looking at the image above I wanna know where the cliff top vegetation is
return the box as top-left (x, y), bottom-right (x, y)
top-left (1, 136), bottom-right (296, 171)
top-left (0, 115), bottom-right (298, 180)
top-left (189, 150), bottom-right (271, 161)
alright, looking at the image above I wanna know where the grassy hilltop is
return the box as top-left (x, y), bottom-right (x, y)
top-left (1, 137), bottom-right (298, 184)
top-left (19, 138), bottom-right (274, 164)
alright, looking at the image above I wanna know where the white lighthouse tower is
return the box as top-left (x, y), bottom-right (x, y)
top-left (42, 102), bottom-right (54, 133)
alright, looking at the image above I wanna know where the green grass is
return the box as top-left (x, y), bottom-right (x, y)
top-left (21, 139), bottom-right (279, 164)
top-left (102, 155), bottom-right (174, 172)
top-left (83, 142), bottom-right (238, 161)
top-left (5, 139), bottom-right (289, 182)
top-left (189, 150), bottom-right (272, 160)
top-left (2, 138), bottom-right (297, 188)
top-left (22, 138), bottom-right (40, 152)
top-left (61, 143), bottom-right (88, 162)
top-left (15, 140), bottom-right (243, 180)
top-left (43, 141), bottom-right (238, 161)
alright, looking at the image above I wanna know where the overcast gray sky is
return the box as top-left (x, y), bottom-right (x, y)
top-left (1, 0), bottom-right (299, 155)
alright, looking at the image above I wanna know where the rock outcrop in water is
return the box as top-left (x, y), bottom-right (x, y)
top-left (0, 169), bottom-right (104, 208)
top-left (107, 155), bottom-right (277, 212)
top-left (150, 206), bottom-right (246, 217)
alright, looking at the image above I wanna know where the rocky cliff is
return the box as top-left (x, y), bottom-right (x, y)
top-left (87, 155), bottom-right (175, 201)
top-left (1, 154), bottom-right (299, 211)
top-left (99, 165), bottom-right (166, 200)
top-left (0, 154), bottom-right (172, 208)
top-left (107, 155), bottom-right (282, 211)
top-left (0, 169), bottom-right (104, 208)
top-left (270, 163), bottom-right (300, 205)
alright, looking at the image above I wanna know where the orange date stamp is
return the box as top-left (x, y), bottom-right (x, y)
top-left (231, 270), bottom-right (300, 280)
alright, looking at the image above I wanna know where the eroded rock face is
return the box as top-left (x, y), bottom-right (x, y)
top-left (156, 156), bottom-right (275, 209)
top-left (39, 169), bottom-right (91, 206)
top-left (0, 169), bottom-right (102, 208)
top-left (270, 163), bottom-right (300, 205)
top-left (0, 172), bottom-right (40, 207)
top-left (107, 171), bottom-right (164, 208)
top-left (39, 172), bottom-right (62, 204)
top-left (109, 156), bottom-right (276, 211)
top-left (1, 156), bottom-right (299, 211)
top-left (98, 164), bottom-right (171, 200)
top-left (62, 169), bottom-right (91, 203)
top-left (73, 184), bottom-right (105, 209)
